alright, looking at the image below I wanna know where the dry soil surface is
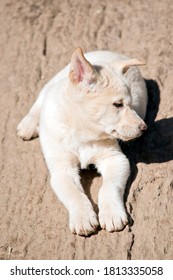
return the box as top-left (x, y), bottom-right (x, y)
top-left (0, 0), bottom-right (173, 260)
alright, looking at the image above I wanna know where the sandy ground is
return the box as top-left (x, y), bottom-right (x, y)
top-left (0, 0), bottom-right (173, 260)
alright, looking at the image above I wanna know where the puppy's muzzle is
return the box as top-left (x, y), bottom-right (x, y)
top-left (139, 123), bottom-right (147, 132)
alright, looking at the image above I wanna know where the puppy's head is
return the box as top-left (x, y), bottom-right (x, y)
top-left (69, 47), bottom-right (147, 141)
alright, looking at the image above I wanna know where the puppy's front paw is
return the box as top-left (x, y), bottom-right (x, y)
top-left (98, 196), bottom-right (128, 232)
top-left (69, 204), bottom-right (99, 236)
top-left (17, 114), bottom-right (38, 140)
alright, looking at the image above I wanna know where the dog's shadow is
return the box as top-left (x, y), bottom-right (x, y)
top-left (80, 166), bottom-right (101, 214)
top-left (123, 79), bottom-right (173, 202)
top-left (80, 79), bottom-right (173, 223)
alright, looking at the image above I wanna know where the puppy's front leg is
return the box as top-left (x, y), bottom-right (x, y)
top-left (48, 160), bottom-right (99, 236)
top-left (97, 152), bottom-right (130, 232)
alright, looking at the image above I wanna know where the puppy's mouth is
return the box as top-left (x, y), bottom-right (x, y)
top-left (111, 129), bottom-right (144, 142)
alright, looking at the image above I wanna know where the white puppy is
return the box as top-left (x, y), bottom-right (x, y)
top-left (17, 47), bottom-right (147, 236)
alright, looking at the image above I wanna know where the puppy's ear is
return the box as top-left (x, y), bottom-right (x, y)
top-left (69, 47), bottom-right (97, 84)
top-left (112, 59), bottom-right (146, 74)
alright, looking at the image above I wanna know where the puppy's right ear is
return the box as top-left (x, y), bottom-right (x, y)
top-left (112, 59), bottom-right (146, 74)
top-left (69, 47), bottom-right (97, 85)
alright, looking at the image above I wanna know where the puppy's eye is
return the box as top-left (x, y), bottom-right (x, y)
top-left (113, 102), bottom-right (123, 108)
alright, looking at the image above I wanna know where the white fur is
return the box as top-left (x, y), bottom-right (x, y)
top-left (17, 49), bottom-right (147, 236)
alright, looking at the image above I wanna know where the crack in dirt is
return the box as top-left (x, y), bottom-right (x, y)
top-left (127, 233), bottom-right (135, 260)
top-left (43, 37), bottom-right (47, 56)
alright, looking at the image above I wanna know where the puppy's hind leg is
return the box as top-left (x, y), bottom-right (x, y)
top-left (17, 109), bottom-right (39, 141)
top-left (17, 87), bottom-right (46, 140)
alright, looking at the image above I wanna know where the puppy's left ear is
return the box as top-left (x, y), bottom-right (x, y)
top-left (69, 47), bottom-right (97, 84)
top-left (112, 59), bottom-right (146, 74)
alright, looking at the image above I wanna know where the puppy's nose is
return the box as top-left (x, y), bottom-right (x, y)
top-left (139, 123), bottom-right (147, 131)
